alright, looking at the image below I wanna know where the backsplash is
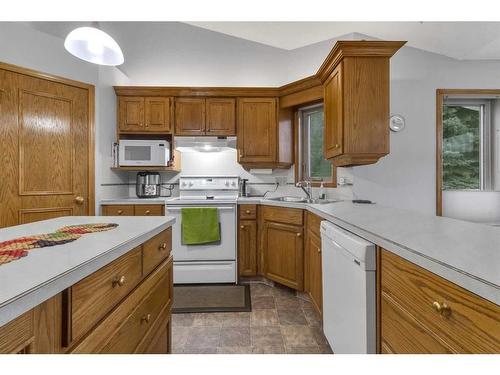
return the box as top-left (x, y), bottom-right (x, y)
top-left (124, 148), bottom-right (354, 201)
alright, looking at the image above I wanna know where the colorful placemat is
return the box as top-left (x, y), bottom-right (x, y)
top-left (0, 223), bottom-right (118, 266)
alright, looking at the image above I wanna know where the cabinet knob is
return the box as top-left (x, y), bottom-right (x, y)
top-left (145, 123), bottom-right (149, 127)
top-left (432, 301), bottom-right (451, 317)
top-left (74, 196), bottom-right (85, 205)
top-left (141, 313), bottom-right (152, 324)
top-left (145, 210), bottom-right (151, 215)
top-left (245, 210), bottom-right (251, 214)
top-left (117, 210), bottom-right (123, 215)
top-left (296, 233), bottom-right (302, 237)
top-left (240, 225), bottom-right (245, 229)
top-left (159, 242), bottom-right (167, 251)
top-left (334, 144), bottom-right (340, 148)
top-left (317, 247), bottom-right (321, 254)
top-left (112, 275), bottom-right (126, 287)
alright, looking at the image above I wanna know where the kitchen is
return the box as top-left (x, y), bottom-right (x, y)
top-left (0, 2), bottom-right (499, 372)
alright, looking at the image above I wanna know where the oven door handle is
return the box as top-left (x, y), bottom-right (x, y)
top-left (166, 206), bottom-right (235, 211)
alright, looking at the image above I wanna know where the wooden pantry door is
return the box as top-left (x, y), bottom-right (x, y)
top-left (0, 63), bottom-right (94, 227)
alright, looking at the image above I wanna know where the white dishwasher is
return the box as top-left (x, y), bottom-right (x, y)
top-left (320, 221), bottom-right (376, 354)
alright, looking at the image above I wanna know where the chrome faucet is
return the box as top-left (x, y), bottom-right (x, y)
top-left (296, 180), bottom-right (312, 200)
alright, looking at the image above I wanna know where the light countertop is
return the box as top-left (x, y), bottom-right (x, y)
top-left (0, 216), bottom-right (175, 327)
top-left (99, 196), bottom-right (500, 305)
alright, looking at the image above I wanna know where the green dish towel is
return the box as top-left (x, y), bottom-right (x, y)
top-left (181, 207), bottom-right (220, 245)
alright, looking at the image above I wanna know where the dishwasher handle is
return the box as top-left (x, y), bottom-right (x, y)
top-left (166, 206), bottom-right (235, 211)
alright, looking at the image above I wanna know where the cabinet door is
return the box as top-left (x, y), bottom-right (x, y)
top-left (145, 97), bottom-right (172, 133)
top-left (238, 220), bottom-right (257, 276)
top-left (174, 98), bottom-right (206, 135)
top-left (323, 63), bottom-right (343, 159)
top-left (206, 98), bottom-right (236, 136)
top-left (306, 232), bottom-right (322, 314)
top-left (263, 221), bottom-right (304, 290)
top-left (118, 96), bottom-right (145, 132)
top-left (237, 98), bottom-right (277, 163)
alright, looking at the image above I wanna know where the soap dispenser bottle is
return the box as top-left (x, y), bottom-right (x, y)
top-left (319, 182), bottom-right (326, 200)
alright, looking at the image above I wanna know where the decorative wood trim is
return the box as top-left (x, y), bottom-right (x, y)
top-left (279, 75), bottom-right (322, 96)
top-left (316, 41), bottom-right (407, 83)
top-left (435, 88), bottom-right (500, 216)
top-left (332, 153), bottom-right (386, 168)
top-left (114, 86), bottom-right (279, 98)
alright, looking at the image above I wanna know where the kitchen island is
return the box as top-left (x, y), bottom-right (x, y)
top-left (0, 216), bottom-right (175, 354)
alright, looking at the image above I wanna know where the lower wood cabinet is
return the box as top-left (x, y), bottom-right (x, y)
top-left (380, 249), bottom-right (500, 353)
top-left (102, 204), bottom-right (165, 216)
top-left (262, 221), bottom-right (304, 291)
top-left (0, 228), bottom-right (173, 354)
top-left (238, 205), bottom-right (258, 277)
top-left (304, 212), bottom-right (323, 314)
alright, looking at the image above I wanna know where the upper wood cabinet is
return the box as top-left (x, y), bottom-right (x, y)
top-left (118, 96), bottom-right (172, 133)
top-left (237, 98), bottom-right (292, 169)
top-left (319, 41), bottom-right (405, 167)
top-left (174, 97), bottom-right (236, 136)
top-left (174, 98), bottom-right (206, 135)
top-left (206, 98), bottom-right (236, 135)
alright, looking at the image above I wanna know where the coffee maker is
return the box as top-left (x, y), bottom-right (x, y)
top-left (136, 172), bottom-right (161, 198)
top-left (239, 178), bottom-right (249, 197)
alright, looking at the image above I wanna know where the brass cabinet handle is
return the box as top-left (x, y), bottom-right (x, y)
top-left (296, 233), bottom-right (302, 237)
top-left (240, 225), bottom-right (245, 229)
top-left (117, 210), bottom-right (123, 215)
top-left (145, 123), bottom-right (149, 127)
top-left (334, 144), bottom-right (340, 148)
top-left (317, 247), bottom-right (321, 254)
top-left (74, 196), bottom-right (84, 205)
top-left (145, 210), bottom-right (151, 215)
top-left (141, 313), bottom-right (152, 324)
top-left (432, 301), bottom-right (451, 317)
top-left (245, 210), bottom-right (251, 214)
top-left (112, 275), bottom-right (126, 287)
top-left (159, 242), bottom-right (167, 251)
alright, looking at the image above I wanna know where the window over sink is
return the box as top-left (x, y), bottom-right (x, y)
top-left (297, 104), bottom-right (333, 184)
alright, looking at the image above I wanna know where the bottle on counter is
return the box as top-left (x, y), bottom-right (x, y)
top-left (319, 182), bottom-right (326, 200)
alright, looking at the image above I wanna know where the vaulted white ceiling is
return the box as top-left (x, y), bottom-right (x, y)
top-left (186, 21), bottom-right (500, 60)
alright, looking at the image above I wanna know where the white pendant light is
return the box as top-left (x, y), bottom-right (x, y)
top-left (64, 26), bottom-right (124, 66)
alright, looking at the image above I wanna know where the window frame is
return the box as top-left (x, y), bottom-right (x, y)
top-left (296, 103), bottom-right (335, 186)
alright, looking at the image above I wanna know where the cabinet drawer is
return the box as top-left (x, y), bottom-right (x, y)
top-left (102, 205), bottom-right (134, 216)
top-left (135, 204), bottom-right (164, 216)
top-left (71, 257), bottom-right (173, 354)
top-left (381, 293), bottom-right (454, 354)
top-left (381, 249), bottom-right (500, 353)
top-left (306, 211), bottom-right (322, 238)
top-left (71, 247), bottom-right (143, 341)
top-left (261, 205), bottom-right (303, 226)
top-left (143, 228), bottom-right (172, 276)
top-left (239, 204), bottom-right (257, 220)
top-left (0, 311), bottom-right (34, 354)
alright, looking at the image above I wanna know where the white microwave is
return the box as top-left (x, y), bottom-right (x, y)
top-left (119, 139), bottom-right (170, 166)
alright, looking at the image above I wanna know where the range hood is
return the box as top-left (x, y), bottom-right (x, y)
top-left (174, 136), bottom-right (237, 151)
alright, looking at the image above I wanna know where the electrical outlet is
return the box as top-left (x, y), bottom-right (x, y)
top-left (338, 177), bottom-right (353, 186)
top-left (275, 176), bottom-right (287, 186)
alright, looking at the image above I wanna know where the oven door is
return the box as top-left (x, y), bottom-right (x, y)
top-left (167, 204), bottom-right (237, 261)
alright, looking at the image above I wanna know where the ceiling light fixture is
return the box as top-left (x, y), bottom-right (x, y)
top-left (64, 24), bottom-right (124, 66)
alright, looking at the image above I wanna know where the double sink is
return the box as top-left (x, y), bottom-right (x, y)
top-left (265, 196), bottom-right (340, 205)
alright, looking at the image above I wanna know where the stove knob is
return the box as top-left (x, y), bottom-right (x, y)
top-left (188, 182), bottom-right (194, 187)
top-left (181, 182), bottom-right (186, 187)
top-left (225, 181), bottom-right (230, 187)
top-left (231, 181), bottom-right (236, 187)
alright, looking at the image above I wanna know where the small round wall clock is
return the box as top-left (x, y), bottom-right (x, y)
top-left (389, 114), bottom-right (406, 132)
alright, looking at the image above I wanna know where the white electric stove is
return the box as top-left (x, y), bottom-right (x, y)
top-left (166, 176), bottom-right (239, 284)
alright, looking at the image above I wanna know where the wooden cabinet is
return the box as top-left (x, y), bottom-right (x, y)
top-left (305, 212), bottom-right (323, 314)
top-left (380, 249), bottom-right (500, 353)
top-left (118, 96), bottom-right (172, 133)
top-left (320, 42), bottom-right (403, 167)
top-left (174, 97), bottom-right (206, 135)
top-left (259, 206), bottom-right (304, 291)
top-left (102, 204), bottom-right (165, 216)
top-left (0, 228), bottom-right (173, 354)
top-left (175, 97), bottom-right (236, 136)
top-left (238, 205), bottom-right (258, 277)
top-left (237, 97), bottom-right (277, 164)
top-left (206, 98), bottom-right (236, 135)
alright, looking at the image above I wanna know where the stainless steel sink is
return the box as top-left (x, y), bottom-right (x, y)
top-left (265, 196), bottom-right (341, 204)
top-left (266, 196), bottom-right (308, 203)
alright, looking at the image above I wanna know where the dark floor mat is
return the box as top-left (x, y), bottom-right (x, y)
top-left (172, 284), bottom-right (251, 313)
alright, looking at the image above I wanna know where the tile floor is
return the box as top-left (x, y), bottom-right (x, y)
top-left (172, 282), bottom-right (333, 354)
